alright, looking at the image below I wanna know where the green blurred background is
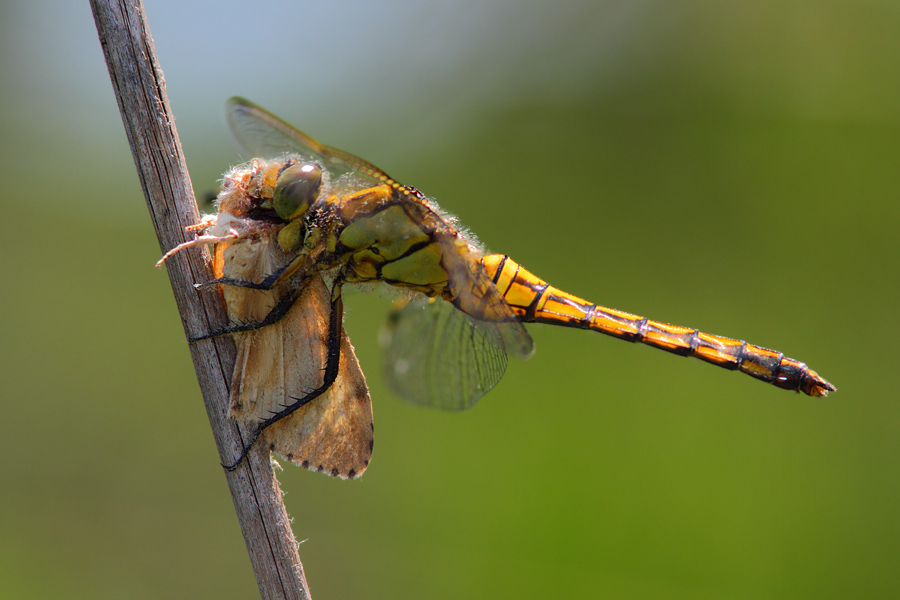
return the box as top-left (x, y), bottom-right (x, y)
top-left (2, 1), bottom-right (897, 598)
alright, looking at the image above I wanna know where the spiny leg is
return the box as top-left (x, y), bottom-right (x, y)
top-left (195, 229), bottom-right (321, 292)
top-left (222, 278), bottom-right (346, 471)
top-left (195, 255), bottom-right (304, 291)
top-left (188, 280), bottom-right (308, 342)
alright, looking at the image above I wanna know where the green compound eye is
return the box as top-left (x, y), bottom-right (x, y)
top-left (274, 163), bottom-right (323, 220)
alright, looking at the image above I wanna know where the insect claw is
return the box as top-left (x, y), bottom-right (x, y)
top-left (195, 281), bottom-right (216, 290)
top-left (221, 426), bottom-right (262, 471)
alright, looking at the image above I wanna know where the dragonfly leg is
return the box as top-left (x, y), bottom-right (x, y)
top-left (222, 278), bottom-right (346, 471)
top-left (197, 229), bottom-right (322, 291)
top-left (195, 250), bottom-right (310, 291)
top-left (189, 287), bottom-right (300, 341)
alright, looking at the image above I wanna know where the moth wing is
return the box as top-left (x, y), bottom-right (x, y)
top-left (215, 237), bottom-right (373, 479)
top-left (261, 325), bottom-right (373, 480)
top-left (228, 274), bottom-right (373, 479)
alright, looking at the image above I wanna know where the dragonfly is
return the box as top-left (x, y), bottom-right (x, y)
top-left (160, 97), bottom-right (835, 479)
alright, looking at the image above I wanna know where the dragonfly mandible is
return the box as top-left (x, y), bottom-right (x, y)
top-left (159, 98), bottom-right (835, 478)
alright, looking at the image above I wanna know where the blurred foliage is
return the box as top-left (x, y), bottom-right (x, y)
top-left (1, 1), bottom-right (897, 599)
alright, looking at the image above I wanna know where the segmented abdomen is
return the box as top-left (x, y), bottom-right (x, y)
top-left (481, 254), bottom-right (834, 397)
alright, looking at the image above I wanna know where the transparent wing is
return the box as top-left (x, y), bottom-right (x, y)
top-left (380, 297), bottom-right (510, 410)
top-left (226, 97), bottom-right (398, 187)
top-left (431, 229), bottom-right (535, 360)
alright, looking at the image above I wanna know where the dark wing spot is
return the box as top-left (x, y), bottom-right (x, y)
top-left (317, 464), bottom-right (324, 472)
top-left (348, 469), bottom-right (357, 478)
top-left (363, 458), bottom-right (370, 466)
top-left (286, 453), bottom-right (294, 460)
top-left (268, 443), bottom-right (275, 451)
top-left (331, 467), bottom-right (340, 477)
top-left (368, 439), bottom-right (374, 451)
top-left (301, 460), bottom-right (310, 469)
top-left (354, 381), bottom-right (370, 401)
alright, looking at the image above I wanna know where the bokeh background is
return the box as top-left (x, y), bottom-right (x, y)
top-left (2, 1), bottom-right (897, 598)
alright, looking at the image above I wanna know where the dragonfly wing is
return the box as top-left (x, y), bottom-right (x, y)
top-left (226, 97), bottom-right (394, 187)
top-left (435, 232), bottom-right (535, 360)
top-left (380, 297), bottom-right (510, 410)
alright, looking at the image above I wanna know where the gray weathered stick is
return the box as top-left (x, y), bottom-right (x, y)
top-left (89, 1), bottom-right (311, 598)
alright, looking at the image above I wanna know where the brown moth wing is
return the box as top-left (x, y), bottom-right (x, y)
top-left (215, 231), bottom-right (374, 479)
top-left (261, 326), bottom-right (373, 480)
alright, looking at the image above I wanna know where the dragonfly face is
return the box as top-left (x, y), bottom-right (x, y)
top-left (159, 97), bottom-right (835, 477)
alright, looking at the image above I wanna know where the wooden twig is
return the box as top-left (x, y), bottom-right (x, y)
top-left (89, 1), bottom-right (310, 598)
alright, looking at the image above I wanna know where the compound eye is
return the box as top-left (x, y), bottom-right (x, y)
top-left (273, 163), bottom-right (322, 220)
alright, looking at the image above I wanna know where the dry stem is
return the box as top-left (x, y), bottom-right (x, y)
top-left (89, 1), bottom-right (310, 597)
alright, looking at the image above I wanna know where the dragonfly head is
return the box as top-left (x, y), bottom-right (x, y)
top-left (273, 162), bottom-right (323, 221)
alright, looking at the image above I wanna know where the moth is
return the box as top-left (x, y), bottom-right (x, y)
top-left (161, 158), bottom-right (373, 478)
